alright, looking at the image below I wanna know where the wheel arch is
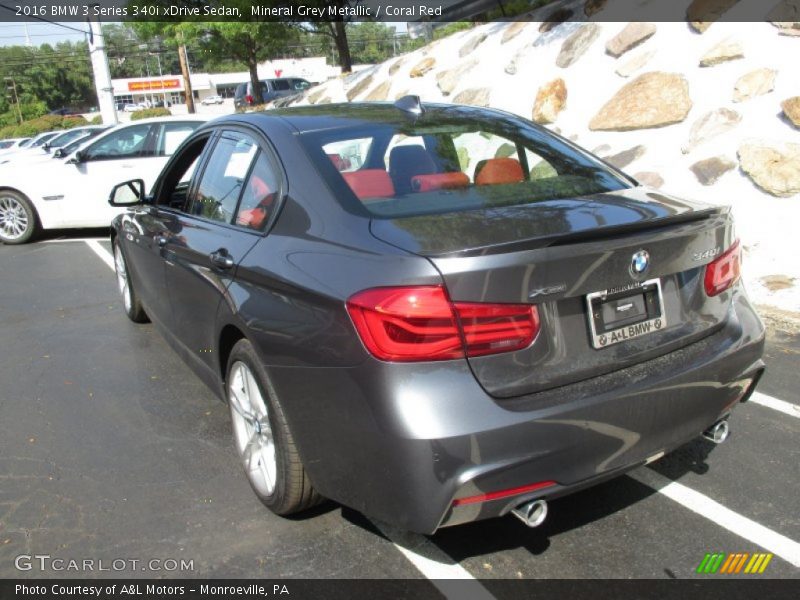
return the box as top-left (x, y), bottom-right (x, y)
top-left (218, 323), bottom-right (247, 384)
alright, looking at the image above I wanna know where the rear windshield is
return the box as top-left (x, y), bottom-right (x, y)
top-left (299, 111), bottom-right (630, 219)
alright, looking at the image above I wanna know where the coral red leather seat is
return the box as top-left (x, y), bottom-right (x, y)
top-left (474, 158), bottom-right (525, 185)
top-left (342, 169), bottom-right (395, 200)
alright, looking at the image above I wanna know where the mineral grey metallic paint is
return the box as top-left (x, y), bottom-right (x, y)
top-left (112, 106), bottom-right (765, 534)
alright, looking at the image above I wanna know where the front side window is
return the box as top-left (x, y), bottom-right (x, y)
top-left (302, 113), bottom-right (628, 218)
top-left (291, 79), bottom-right (311, 90)
top-left (83, 124), bottom-right (153, 161)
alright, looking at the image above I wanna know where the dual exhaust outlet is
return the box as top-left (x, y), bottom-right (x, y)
top-left (510, 419), bottom-right (730, 528)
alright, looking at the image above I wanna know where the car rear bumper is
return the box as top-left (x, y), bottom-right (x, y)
top-left (266, 289), bottom-right (765, 534)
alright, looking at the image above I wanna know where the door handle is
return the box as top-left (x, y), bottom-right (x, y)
top-left (155, 235), bottom-right (168, 247)
top-left (210, 249), bottom-right (234, 269)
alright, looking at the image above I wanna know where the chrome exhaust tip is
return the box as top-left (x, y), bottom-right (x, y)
top-left (702, 419), bottom-right (730, 444)
top-left (510, 499), bottom-right (548, 528)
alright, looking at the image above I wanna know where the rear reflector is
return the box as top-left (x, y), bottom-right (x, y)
top-left (452, 480), bottom-right (557, 507)
top-left (704, 240), bottom-right (741, 297)
top-left (346, 285), bottom-right (539, 362)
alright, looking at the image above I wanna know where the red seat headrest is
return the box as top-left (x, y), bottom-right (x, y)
top-left (475, 158), bottom-right (524, 185)
top-left (328, 153), bottom-right (351, 171)
top-left (411, 172), bottom-right (470, 192)
top-left (342, 169), bottom-right (395, 200)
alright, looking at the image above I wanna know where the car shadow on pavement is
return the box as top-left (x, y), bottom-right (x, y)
top-left (33, 227), bottom-right (110, 242)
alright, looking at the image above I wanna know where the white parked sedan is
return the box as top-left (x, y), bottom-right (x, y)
top-left (0, 126), bottom-right (109, 166)
top-left (0, 116), bottom-right (206, 244)
top-left (201, 95), bottom-right (224, 105)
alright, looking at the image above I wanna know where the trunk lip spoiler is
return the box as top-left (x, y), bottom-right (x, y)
top-left (395, 205), bottom-right (726, 259)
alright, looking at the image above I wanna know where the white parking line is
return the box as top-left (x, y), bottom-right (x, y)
top-left (43, 237), bottom-right (108, 244)
top-left (372, 523), bottom-right (495, 599)
top-left (632, 468), bottom-right (800, 568)
top-left (85, 239), bottom-right (115, 271)
top-left (85, 239), bottom-right (799, 577)
top-left (84, 239), bottom-right (494, 592)
top-left (749, 391), bottom-right (800, 419)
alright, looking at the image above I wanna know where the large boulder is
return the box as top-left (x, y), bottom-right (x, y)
top-left (388, 58), bottom-right (405, 76)
top-left (733, 68), bottom-right (777, 102)
top-left (436, 59), bottom-right (479, 96)
top-left (781, 97), bottom-right (800, 128)
top-left (409, 57), bottom-right (436, 78)
top-left (556, 23), bottom-right (601, 68)
top-left (365, 81), bottom-right (391, 102)
top-left (690, 156), bottom-right (737, 185)
top-left (738, 140), bottom-right (800, 197)
top-left (502, 21), bottom-right (528, 44)
top-left (460, 32), bottom-right (488, 57)
top-left (584, 0), bottom-right (608, 17)
top-left (532, 78), bottom-right (567, 124)
top-left (687, 0), bottom-right (741, 33)
top-left (589, 72), bottom-right (692, 131)
top-left (615, 49), bottom-right (655, 77)
top-left (604, 145), bottom-right (646, 169)
top-left (633, 171), bottom-right (664, 189)
top-left (345, 74), bottom-right (374, 101)
top-left (453, 88), bottom-right (491, 107)
top-left (682, 108), bottom-right (742, 154)
top-left (606, 22), bottom-right (657, 58)
top-left (699, 37), bottom-right (744, 67)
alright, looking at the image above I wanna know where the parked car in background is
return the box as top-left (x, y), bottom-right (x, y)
top-left (0, 131), bottom-right (58, 160)
top-left (0, 138), bottom-right (30, 150)
top-left (0, 116), bottom-right (206, 244)
top-left (107, 100), bottom-right (765, 533)
top-left (201, 95), bottom-right (224, 105)
top-left (0, 126), bottom-right (110, 166)
top-left (123, 104), bottom-right (144, 113)
top-left (233, 78), bottom-right (313, 109)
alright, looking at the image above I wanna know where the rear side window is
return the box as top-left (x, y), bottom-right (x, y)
top-left (272, 79), bottom-right (291, 91)
top-left (301, 113), bottom-right (628, 218)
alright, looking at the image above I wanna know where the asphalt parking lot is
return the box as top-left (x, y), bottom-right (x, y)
top-left (0, 233), bottom-right (798, 586)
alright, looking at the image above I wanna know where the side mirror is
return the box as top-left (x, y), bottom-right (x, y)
top-left (109, 179), bottom-right (146, 207)
top-left (53, 148), bottom-right (65, 159)
top-left (66, 150), bottom-right (85, 165)
top-left (43, 143), bottom-right (51, 152)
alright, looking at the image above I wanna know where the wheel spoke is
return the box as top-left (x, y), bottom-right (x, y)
top-left (242, 432), bottom-right (262, 472)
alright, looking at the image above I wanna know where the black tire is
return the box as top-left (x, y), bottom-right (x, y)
top-left (113, 239), bottom-right (148, 323)
top-left (226, 338), bottom-right (322, 515)
top-left (0, 189), bottom-right (39, 245)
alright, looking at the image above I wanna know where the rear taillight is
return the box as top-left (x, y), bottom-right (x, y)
top-left (704, 240), bottom-right (741, 297)
top-left (346, 286), bottom-right (539, 362)
top-left (245, 94), bottom-right (254, 105)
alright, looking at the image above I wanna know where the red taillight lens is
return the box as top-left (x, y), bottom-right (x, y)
top-left (346, 286), bottom-right (540, 362)
top-left (245, 94), bottom-right (254, 104)
top-left (453, 301), bottom-right (540, 357)
top-left (452, 480), bottom-right (556, 507)
top-left (704, 240), bottom-right (742, 297)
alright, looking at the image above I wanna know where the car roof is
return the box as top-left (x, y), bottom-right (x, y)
top-left (240, 101), bottom-right (510, 135)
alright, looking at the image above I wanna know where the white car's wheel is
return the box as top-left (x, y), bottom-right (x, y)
top-left (0, 190), bottom-right (38, 244)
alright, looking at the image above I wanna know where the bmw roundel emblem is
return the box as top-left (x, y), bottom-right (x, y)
top-left (630, 250), bottom-right (650, 277)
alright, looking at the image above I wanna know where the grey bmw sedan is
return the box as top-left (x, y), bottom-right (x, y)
top-left (109, 98), bottom-right (765, 533)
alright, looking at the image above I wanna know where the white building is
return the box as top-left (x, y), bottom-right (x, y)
top-left (111, 57), bottom-right (339, 106)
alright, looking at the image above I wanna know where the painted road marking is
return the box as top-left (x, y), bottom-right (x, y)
top-left (372, 523), bottom-right (495, 599)
top-left (84, 239), bottom-right (115, 271)
top-left (632, 468), bottom-right (800, 568)
top-left (749, 391), bottom-right (800, 419)
top-left (42, 237), bottom-right (108, 243)
top-left (85, 239), bottom-right (496, 597)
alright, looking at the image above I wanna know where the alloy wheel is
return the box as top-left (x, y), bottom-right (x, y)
top-left (0, 195), bottom-right (29, 241)
top-left (229, 361), bottom-right (277, 496)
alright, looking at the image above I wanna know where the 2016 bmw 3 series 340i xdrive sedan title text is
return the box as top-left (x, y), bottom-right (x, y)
top-left (109, 98), bottom-right (765, 533)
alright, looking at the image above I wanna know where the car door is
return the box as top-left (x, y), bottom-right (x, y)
top-left (120, 132), bottom-right (213, 328)
top-left (162, 128), bottom-right (281, 373)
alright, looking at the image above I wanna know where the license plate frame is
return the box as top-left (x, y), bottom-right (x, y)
top-left (585, 278), bottom-right (666, 349)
